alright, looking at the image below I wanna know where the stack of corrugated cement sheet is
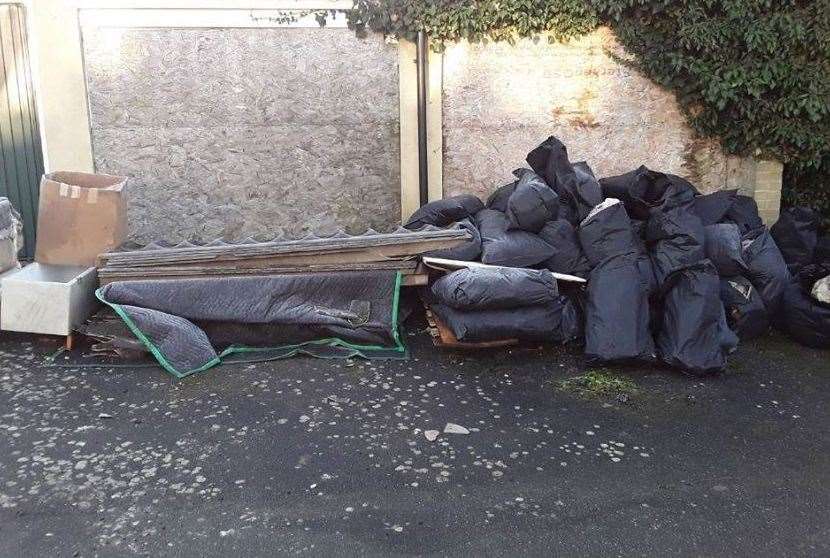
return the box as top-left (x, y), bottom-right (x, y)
top-left (97, 225), bottom-right (472, 287)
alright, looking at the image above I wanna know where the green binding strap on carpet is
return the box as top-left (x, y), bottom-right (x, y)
top-left (96, 271), bottom-right (406, 379)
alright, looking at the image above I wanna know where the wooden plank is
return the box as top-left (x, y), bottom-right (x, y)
top-left (398, 38), bottom-right (420, 222)
top-left (100, 272), bottom-right (430, 288)
top-left (99, 259), bottom-right (419, 277)
top-left (98, 261), bottom-right (423, 284)
top-left (426, 43), bottom-right (443, 202)
top-left (400, 273), bottom-right (428, 287)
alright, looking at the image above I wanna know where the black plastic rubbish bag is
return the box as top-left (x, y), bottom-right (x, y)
top-left (816, 235), bottom-right (830, 264)
top-left (526, 137), bottom-right (601, 222)
top-left (724, 195), bottom-right (763, 235)
top-left (558, 296), bottom-right (584, 342)
top-left (636, 254), bottom-right (659, 295)
top-left (656, 261), bottom-right (737, 375)
top-left (538, 219), bottom-right (592, 278)
top-left (584, 254), bottom-right (655, 363)
top-left (599, 166), bottom-right (699, 220)
top-left (645, 205), bottom-right (706, 285)
top-left (476, 209), bottom-right (555, 267)
top-left (780, 263), bottom-right (830, 349)
top-left (424, 218), bottom-right (482, 262)
top-left (742, 227), bottom-right (791, 314)
top-left (631, 219), bottom-right (648, 247)
top-left (703, 223), bottom-right (747, 277)
top-left (570, 162), bottom-right (604, 221)
top-left (431, 296), bottom-right (581, 343)
top-left (506, 171), bottom-right (559, 233)
top-left (405, 194), bottom-right (484, 229)
top-left (693, 189), bottom-right (738, 226)
top-left (487, 181), bottom-right (518, 212)
top-left (719, 276), bottom-right (769, 340)
top-left (770, 207), bottom-right (819, 273)
top-left (526, 136), bottom-right (574, 190)
top-left (629, 220), bottom-right (658, 293)
top-left (431, 267), bottom-right (557, 310)
top-left (578, 199), bottom-right (639, 266)
top-left (573, 161), bottom-right (599, 184)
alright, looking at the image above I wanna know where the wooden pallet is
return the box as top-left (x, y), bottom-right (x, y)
top-left (424, 307), bottom-right (518, 349)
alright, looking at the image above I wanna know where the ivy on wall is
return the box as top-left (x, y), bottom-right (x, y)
top-left (347, 0), bottom-right (599, 44)
top-left (340, 0), bottom-right (830, 219)
top-left (347, 0), bottom-right (829, 166)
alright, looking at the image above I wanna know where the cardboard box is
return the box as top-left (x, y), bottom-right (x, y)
top-left (35, 171), bottom-right (127, 266)
top-left (0, 263), bottom-right (98, 336)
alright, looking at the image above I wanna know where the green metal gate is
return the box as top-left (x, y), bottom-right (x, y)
top-left (0, 4), bottom-right (42, 259)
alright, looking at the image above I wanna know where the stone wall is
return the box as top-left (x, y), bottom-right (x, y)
top-left (441, 28), bottom-right (745, 201)
top-left (83, 27), bottom-right (401, 243)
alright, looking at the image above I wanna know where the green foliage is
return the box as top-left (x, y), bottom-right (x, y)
top-left (597, 0), bottom-right (830, 166)
top-left (784, 160), bottom-right (830, 230)
top-left (556, 369), bottom-right (638, 399)
top-left (343, 0), bottom-right (830, 171)
top-left (347, 0), bottom-right (599, 44)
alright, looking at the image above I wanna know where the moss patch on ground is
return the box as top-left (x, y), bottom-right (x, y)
top-left (556, 369), bottom-right (638, 399)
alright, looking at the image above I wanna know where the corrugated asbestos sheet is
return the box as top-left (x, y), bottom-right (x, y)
top-left (97, 225), bottom-right (471, 285)
top-left (0, 4), bottom-right (42, 258)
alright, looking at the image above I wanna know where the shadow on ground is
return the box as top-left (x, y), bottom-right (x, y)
top-left (0, 314), bottom-right (827, 556)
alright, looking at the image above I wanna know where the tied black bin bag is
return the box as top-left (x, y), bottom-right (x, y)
top-left (646, 205), bottom-right (706, 285)
top-left (770, 207), bottom-right (819, 273)
top-left (656, 261), bottom-right (738, 375)
top-left (538, 219), bottom-right (592, 278)
top-left (780, 263), bottom-right (830, 349)
top-left (584, 254), bottom-right (655, 363)
top-left (720, 276), bottom-right (769, 340)
top-left (816, 235), bottom-right (830, 264)
top-left (486, 181), bottom-right (517, 212)
top-left (578, 199), bottom-right (639, 266)
top-left (431, 296), bottom-right (581, 343)
top-left (704, 223), bottom-right (748, 277)
top-left (476, 209), bottom-right (555, 267)
top-left (487, 169), bottom-right (526, 212)
top-left (693, 189), bottom-right (738, 226)
top-left (570, 161), bottom-right (604, 221)
top-left (573, 161), bottom-right (600, 192)
top-left (741, 227), bottom-right (791, 314)
top-left (599, 166), bottom-right (699, 220)
top-left (431, 267), bottom-right (557, 310)
top-left (404, 194), bottom-right (484, 229)
top-left (630, 220), bottom-right (658, 294)
top-left (423, 218), bottom-right (482, 262)
top-left (505, 171), bottom-right (559, 233)
top-left (526, 137), bottom-right (602, 222)
top-left (526, 136), bottom-right (574, 191)
top-left (724, 195), bottom-right (763, 234)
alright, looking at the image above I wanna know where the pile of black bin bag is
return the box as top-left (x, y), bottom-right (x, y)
top-left (405, 136), bottom-right (830, 375)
